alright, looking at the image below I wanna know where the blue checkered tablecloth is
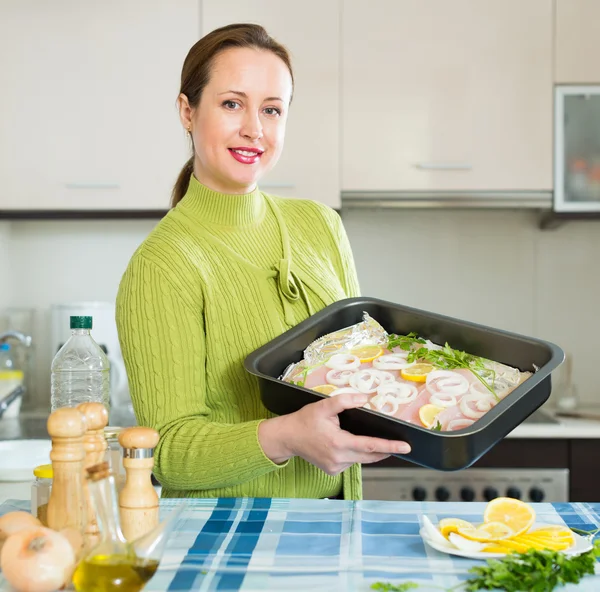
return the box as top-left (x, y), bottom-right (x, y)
top-left (1, 498), bottom-right (600, 591)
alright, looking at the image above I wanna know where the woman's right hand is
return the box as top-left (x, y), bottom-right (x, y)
top-left (258, 393), bottom-right (411, 476)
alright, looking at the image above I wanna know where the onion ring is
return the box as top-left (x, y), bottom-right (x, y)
top-left (447, 418), bottom-right (475, 431)
top-left (376, 382), bottom-right (419, 404)
top-left (430, 392), bottom-right (457, 408)
top-left (459, 394), bottom-right (496, 419)
top-left (377, 370), bottom-right (396, 384)
top-left (325, 353), bottom-right (360, 371)
top-left (426, 370), bottom-right (469, 396)
top-left (369, 393), bottom-right (400, 416)
top-left (349, 369), bottom-right (385, 394)
top-left (373, 354), bottom-right (413, 371)
top-left (326, 369), bottom-right (354, 387)
top-left (327, 387), bottom-right (361, 397)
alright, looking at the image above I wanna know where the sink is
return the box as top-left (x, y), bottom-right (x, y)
top-left (0, 439), bottom-right (51, 481)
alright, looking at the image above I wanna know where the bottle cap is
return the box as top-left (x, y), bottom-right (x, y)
top-left (33, 464), bottom-right (53, 479)
top-left (0, 343), bottom-right (10, 351)
top-left (70, 316), bottom-right (92, 329)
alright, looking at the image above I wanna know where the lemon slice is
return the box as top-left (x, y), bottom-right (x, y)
top-left (439, 518), bottom-right (474, 539)
top-left (515, 534), bottom-right (572, 551)
top-left (457, 521), bottom-right (514, 542)
top-left (483, 497), bottom-right (536, 537)
top-left (311, 384), bottom-right (338, 395)
top-left (418, 404), bottom-right (444, 428)
top-left (400, 363), bottom-right (435, 382)
top-left (350, 345), bottom-right (384, 363)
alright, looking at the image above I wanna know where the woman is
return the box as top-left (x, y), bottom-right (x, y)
top-left (116, 23), bottom-right (410, 500)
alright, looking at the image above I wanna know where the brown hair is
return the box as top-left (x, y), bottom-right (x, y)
top-left (171, 23), bottom-right (294, 207)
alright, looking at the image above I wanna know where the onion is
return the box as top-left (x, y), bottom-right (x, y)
top-left (373, 354), bottom-right (413, 370)
top-left (0, 526), bottom-right (76, 592)
top-left (447, 418), bottom-right (475, 431)
top-left (377, 370), bottom-right (396, 384)
top-left (325, 353), bottom-right (360, 371)
top-left (369, 393), bottom-right (400, 416)
top-left (349, 369), bottom-right (385, 394)
top-left (459, 394), bottom-right (496, 419)
top-left (376, 382), bottom-right (419, 404)
top-left (328, 387), bottom-right (361, 397)
top-left (430, 392), bottom-right (457, 408)
top-left (326, 368), bottom-right (354, 387)
top-left (0, 511), bottom-right (41, 555)
top-left (426, 370), bottom-right (469, 396)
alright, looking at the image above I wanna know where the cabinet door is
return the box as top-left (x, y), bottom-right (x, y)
top-left (201, 0), bottom-right (341, 209)
top-left (555, 0), bottom-right (600, 83)
top-left (0, 1), bottom-right (198, 211)
top-left (342, 0), bottom-right (553, 192)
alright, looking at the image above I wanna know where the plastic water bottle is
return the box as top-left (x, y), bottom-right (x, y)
top-left (50, 316), bottom-right (110, 412)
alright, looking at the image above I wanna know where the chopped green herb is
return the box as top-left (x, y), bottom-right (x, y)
top-left (371, 582), bottom-right (419, 592)
top-left (431, 420), bottom-right (443, 431)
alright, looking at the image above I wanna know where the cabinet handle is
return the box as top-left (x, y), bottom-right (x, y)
top-left (259, 183), bottom-right (295, 189)
top-left (65, 183), bottom-right (121, 190)
top-left (415, 162), bottom-right (473, 171)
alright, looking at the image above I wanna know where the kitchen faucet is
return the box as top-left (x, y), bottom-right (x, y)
top-left (0, 330), bottom-right (32, 419)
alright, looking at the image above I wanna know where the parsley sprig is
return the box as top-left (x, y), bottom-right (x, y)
top-left (372, 537), bottom-right (600, 592)
top-left (388, 333), bottom-right (498, 400)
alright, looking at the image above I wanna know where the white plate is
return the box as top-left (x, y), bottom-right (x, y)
top-left (0, 439), bottom-right (51, 481)
top-left (420, 523), bottom-right (593, 560)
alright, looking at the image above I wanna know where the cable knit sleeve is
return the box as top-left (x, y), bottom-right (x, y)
top-left (115, 252), bottom-right (287, 493)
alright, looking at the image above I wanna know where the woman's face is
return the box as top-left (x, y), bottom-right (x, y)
top-left (180, 47), bottom-right (293, 194)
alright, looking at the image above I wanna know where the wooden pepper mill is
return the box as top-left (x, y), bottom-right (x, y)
top-left (77, 402), bottom-right (109, 547)
top-left (46, 407), bottom-right (87, 533)
top-left (118, 426), bottom-right (160, 541)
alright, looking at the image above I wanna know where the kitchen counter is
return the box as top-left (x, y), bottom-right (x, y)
top-left (1, 496), bottom-right (599, 591)
top-left (4, 409), bottom-right (600, 442)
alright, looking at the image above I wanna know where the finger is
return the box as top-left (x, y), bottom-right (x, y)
top-left (348, 452), bottom-right (391, 465)
top-left (338, 432), bottom-right (411, 456)
top-left (319, 392), bottom-right (369, 416)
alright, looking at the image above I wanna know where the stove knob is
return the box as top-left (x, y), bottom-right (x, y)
top-left (435, 486), bottom-right (451, 502)
top-left (412, 486), bottom-right (427, 501)
top-left (529, 487), bottom-right (545, 503)
top-left (483, 487), bottom-right (499, 502)
top-left (460, 486), bottom-right (476, 502)
top-left (506, 487), bottom-right (521, 500)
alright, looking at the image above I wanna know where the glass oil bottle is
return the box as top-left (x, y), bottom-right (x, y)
top-left (71, 461), bottom-right (183, 592)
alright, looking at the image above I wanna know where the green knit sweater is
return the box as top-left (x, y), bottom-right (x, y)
top-left (115, 175), bottom-right (362, 500)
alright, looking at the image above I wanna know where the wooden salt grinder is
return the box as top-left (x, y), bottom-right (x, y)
top-left (46, 407), bottom-right (87, 533)
top-left (118, 427), bottom-right (160, 541)
top-left (77, 402), bottom-right (109, 547)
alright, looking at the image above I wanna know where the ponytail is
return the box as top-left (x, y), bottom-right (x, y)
top-left (170, 158), bottom-right (194, 208)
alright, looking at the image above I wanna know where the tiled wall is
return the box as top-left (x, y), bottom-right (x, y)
top-left (1, 207), bottom-right (599, 410)
top-left (0, 223), bottom-right (12, 310)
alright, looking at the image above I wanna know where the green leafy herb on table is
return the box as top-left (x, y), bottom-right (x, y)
top-left (371, 538), bottom-right (600, 592)
top-left (388, 333), bottom-right (498, 400)
top-left (371, 582), bottom-right (419, 591)
top-left (463, 539), bottom-right (600, 591)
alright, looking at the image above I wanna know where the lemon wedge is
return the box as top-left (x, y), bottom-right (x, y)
top-left (349, 345), bottom-right (384, 363)
top-left (418, 404), bottom-right (444, 428)
top-left (311, 384), bottom-right (338, 395)
top-left (483, 497), bottom-right (536, 537)
top-left (400, 363), bottom-right (435, 382)
top-left (457, 521), bottom-right (514, 542)
top-left (439, 518), bottom-right (474, 539)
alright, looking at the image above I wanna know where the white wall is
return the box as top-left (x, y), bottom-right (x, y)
top-left (5, 220), bottom-right (157, 410)
top-left (0, 223), bottom-right (12, 311)
top-left (2, 209), bottom-right (599, 410)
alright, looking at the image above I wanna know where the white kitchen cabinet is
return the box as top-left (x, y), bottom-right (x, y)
top-left (201, 0), bottom-right (341, 209)
top-left (342, 0), bottom-right (553, 193)
top-left (0, 1), bottom-right (198, 211)
top-left (555, 0), bottom-right (600, 83)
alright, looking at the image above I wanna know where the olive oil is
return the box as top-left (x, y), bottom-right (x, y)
top-left (72, 554), bottom-right (159, 592)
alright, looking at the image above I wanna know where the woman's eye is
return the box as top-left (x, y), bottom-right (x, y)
top-left (264, 107), bottom-right (282, 117)
top-left (222, 100), bottom-right (240, 110)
